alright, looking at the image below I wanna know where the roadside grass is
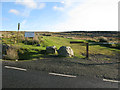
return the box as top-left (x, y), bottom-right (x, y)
top-left (15, 43), bottom-right (46, 60)
top-left (2, 36), bottom-right (120, 60)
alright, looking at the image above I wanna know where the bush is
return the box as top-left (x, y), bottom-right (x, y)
top-left (18, 49), bottom-right (30, 60)
top-left (116, 43), bottom-right (120, 49)
top-left (98, 36), bottom-right (108, 42)
top-left (110, 43), bottom-right (120, 49)
top-left (22, 39), bottom-right (40, 45)
top-left (32, 39), bottom-right (40, 44)
top-left (6, 48), bottom-right (19, 60)
top-left (2, 44), bottom-right (9, 55)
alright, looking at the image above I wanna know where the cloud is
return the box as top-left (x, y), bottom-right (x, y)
top-left (53, 6), bottom-right (64, 11)
top-left (15, 0), bottom-right (46, 9)
top-left (20, 19), bottom-right (27, 29)
top-left (60, 1), bottom-right (65, 4)
top-left (52, 0), bottom-right (119, 31)
top-left (14, 0), bottom-right (46, 17)
top-left (38, 3), bottom-right (46, 9)
top-left (15, 0), bottom-right (37, 9)
top-left (53, 0), bottom-right (73, 11)
top-left (9, 9), bottom-right (20, 15)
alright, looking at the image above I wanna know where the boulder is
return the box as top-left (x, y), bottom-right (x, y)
top-left (46, 46), bottom-right (57, 54)
top-left (57, 46), bottom-right (74, 57)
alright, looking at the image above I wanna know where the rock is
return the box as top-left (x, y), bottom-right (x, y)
top-left (46, 46), bottom-right (57, 54)
top-left (57, 46), bottom-right (74, 57)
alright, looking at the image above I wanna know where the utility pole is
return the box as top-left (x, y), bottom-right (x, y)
top-left (17, 23), bottom-right (20, 43)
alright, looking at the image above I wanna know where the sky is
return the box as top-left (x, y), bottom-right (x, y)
top-left (1, 0), bottom-right (119, 32)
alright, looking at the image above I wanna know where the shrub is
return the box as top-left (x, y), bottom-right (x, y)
top-left (6, 48), bottom-right (19, 60)
top-left (98, 36), bottom-right (108, 42)
top-left (18, 49), bottom-right (30, 60)
top-left (32, 39), bottom-right (40, 44)
top-left (22, 39), bottom-right (40, 45)
top-left (2, 44), bottom-right (9, 55)
top-left (18, 37), bottom-right (25, 43)
top-left (111, 43), bottom-right (120, 49)
top-left (116, 43), bottom-right (120, 49)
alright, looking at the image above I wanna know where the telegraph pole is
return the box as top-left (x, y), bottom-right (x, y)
top-left (17, 23), bottom-right (20, 43)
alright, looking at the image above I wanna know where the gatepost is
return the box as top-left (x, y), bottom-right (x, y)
top-left (70, 41), bottom-right (89, 59)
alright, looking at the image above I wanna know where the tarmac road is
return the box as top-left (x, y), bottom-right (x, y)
top-left (0, 43), bottom-right (2, 89)
top-left (0, 43), bottom-right (2, 59)
top-left (2, 66), bottom-right (119, 88)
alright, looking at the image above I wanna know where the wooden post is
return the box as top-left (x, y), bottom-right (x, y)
top-left (32, 32), bottom-right (35, 45)
top-left (17, 23), bottom-right (20, 43)
top-left (70, 41), bottom-right (89, 58)
top-left (86, 43), bottom-right (89, 58)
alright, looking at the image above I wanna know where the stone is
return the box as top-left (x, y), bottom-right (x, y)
top-left (46, 46), bottom-right (57, 54)
top-left (57, 46), bottom-right (74, 57)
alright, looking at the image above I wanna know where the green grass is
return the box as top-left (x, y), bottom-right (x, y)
top-left (41, 36), bottom-right (71, 48)
top-left (2, 36), bottom-right (120, 60)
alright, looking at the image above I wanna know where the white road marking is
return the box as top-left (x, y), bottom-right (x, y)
top-left (49, 73), bottom-right (76, 78)
top-left (103, 79), bottom-right (120, 83)
top-left (5, 66), bottom-right (27, 71)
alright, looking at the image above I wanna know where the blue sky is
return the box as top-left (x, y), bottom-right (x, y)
top-left (1, 0), bottom-right (119, 32)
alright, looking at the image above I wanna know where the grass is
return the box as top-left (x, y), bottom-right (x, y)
top-left (14, 36), bottom-right (87, 59)
top-left (41, 36), bottom-right (71, 48)
top-left (89, 45), bottom-right (114, 55)
top-left (2, 35), bottom-right (120, 60)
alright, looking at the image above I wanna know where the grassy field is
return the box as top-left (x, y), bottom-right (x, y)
top-left (1, 31), bottom-right (120, 80)
top-left (1, 33), bottom-right (120, 60)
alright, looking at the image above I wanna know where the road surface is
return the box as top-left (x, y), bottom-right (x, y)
top-left (2, 65), bottom-right (119, 88)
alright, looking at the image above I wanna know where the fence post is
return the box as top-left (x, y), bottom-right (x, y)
top-left (70, 41), bottom-right (89, 58)
top-left (17, 23), bottom-right (20, 43)
top-left (86, 43), bottom-right (89, 58)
